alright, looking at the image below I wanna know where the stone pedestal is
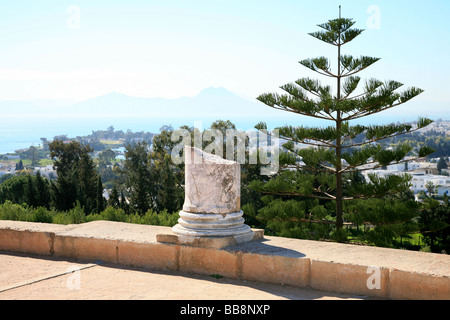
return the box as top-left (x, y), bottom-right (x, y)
top-left (157, 146), bottom-right (263, 249)
top-left (172, 210), bottom-right (252, 238)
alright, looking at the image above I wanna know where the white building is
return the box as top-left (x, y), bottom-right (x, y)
top-left (362, 164), bottom-right (450, 195)
top-left (409, 173), bottom-right (450, 193)
top-left (437, 186), bottom-right (450, 196)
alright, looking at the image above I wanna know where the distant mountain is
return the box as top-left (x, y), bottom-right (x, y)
top-left (0, 87), bottom-right (281, 118)
top-left (0, 87), bottom-right (447, 124)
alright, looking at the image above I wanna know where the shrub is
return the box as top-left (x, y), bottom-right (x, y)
top-left (87, 206), bottom-right (127, 222)
top-left (52, 202), bottom-right (86, 225)
top-left (0, 201), bottom-right (30, 221)
top-left (29, 206), bottom-right (53, 223)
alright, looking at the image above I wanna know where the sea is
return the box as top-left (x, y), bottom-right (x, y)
top-left (0, 113), bottom-right (433, 155)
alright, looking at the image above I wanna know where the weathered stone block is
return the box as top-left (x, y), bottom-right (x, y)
top-left (182, 146), bottom-right (240, 214)
top-left (389, 269), bottom-right (450, 300)
top-left (179, 246), bottom-right (239, 279)
top-left (310, 260), bottom-right (390, 298)
top-left (0, 229), bottom-right (53, 256)
top-left (241, 253), bottom-right (310, 287)
top-left (53, 236), bottom-right (118, 263)
top-left (117, 241), bottom-right (178, 271)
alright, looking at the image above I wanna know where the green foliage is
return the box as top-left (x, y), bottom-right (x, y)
top-left (121, 141), bottom-right (153, 215)
top-left (87, 206), bottom-right (127, 222)
top-left (0, 173), bottom-right (52, 208)
top-left (150, 131), bottom-right (184, 213)
top-left (437, 157), bottom-right (448, 173)
top-left (128, 209), bottom-right (179, 227)
top-left (0, 201), bottom-right (53, 223)
top-left (418, 199), bottom-right (450, 253)
top-left (0, 201), bottom-right (30, 221)
top-left (346, 173), bottom-right (412, 199)
top-left (252, 13), bottom-right (434, 245)
top-left (0, 201), bottom-right (179, 227)
top-left (343, 198), bottom-right (420, 248)
top-left (49, 140), bottom-right (99, 213)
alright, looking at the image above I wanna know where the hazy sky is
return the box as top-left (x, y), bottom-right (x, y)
top-left (0, 0), bottom-right (449, 108)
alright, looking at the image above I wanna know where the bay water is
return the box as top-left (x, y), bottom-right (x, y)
top-left (0, 113), bottom-right (424, 155)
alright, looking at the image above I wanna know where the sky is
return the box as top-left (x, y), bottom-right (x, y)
top-left (0, 0), bottom-right (449, 112)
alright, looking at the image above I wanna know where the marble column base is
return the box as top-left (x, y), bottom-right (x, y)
top-left (172, 210), bottom-right (251, 237)
top-left (156, 210), bottom-right (263, 249)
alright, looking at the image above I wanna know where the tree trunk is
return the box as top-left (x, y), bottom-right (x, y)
top-left (335, 27), bottom-right (344, 235)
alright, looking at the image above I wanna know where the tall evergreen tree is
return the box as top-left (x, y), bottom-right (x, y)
top-left (122, 141), bottom-right (152, 215)
top-left (96, 176), bottom-right (106, 213)
top-left (419, 198), bottom-right (450, 253)
top-left (35, 171), bottom-right (51, 208)
top-left (108, 185), bottom-right (120, 209)
top-left (150, 126), bottom-right (186, 213)
top-left (254, 14), bottom-right (435, 241)
top-left (437, 157), bottom-right (448, 173)
top-left (15, 160), bottom-right (24, 171)
top-left (24, 174), bottom-right (37, 207)
top-left (49, 140), bottom-right (99, 213)
top-left (0, 173), bottom-right (51, 209)
top-left (119, 190), bottom-right (129, 214)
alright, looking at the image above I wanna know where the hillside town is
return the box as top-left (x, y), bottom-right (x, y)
top-left (1, 142), bottom-right (449, 201)
top-left (361, 157), bottom-right (450, 199)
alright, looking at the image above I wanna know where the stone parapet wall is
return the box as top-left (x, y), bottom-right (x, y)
top-left (0, 220), bottom-right (449, 300)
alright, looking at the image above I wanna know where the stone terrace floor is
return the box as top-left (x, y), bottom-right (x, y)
top-left (0, 250), bottom-right (376, 300)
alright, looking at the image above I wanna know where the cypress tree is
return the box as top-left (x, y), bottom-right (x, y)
top-left (119, 190), bottom-right (129, 214)
top-left (35, 171), bottom-right (51, 209)
top-left (437, 157), bottom-right (448, 173)
top-left (24, 174), bottom-right (37, 207)
top-left (122, 142), bottom-right (152, 215)
top-left (108, 186), bottom-right (120, 209)
top-left (49, 140), bottom-right (99, 213)
top-left (96, 175), bottom-right (105, 213)
top-left (254, 13), bottom-right (435, 242)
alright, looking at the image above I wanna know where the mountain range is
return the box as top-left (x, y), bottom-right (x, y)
top-left (0, 87), bottom-right (282, 118)
top-left (0, 86), bottom-right (448, 124)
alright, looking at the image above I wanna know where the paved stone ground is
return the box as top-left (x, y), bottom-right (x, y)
top-left (0, 251), bottom-right (376, 300)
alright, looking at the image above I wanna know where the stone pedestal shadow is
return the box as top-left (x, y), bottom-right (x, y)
top-left (157, 146), bottom-right (263, 249)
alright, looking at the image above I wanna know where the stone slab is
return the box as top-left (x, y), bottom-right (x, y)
top-left (157, 228), bottom-right (264, 249)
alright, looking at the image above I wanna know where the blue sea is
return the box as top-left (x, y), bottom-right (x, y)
top-left (0, 113), bottom-right (432, 155)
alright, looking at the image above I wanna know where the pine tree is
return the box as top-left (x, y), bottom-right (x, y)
top-left (437, 157), bottom-right (448, 173)
top-left (49, 140), bottom-right (99, 213)
top-left (15, 160), bottom-right (24, 171)
top-left (34, 171), bottom-right (51, 208)
top-left (122, 141), bottom-right (152, 215)
top-left (119, 190), bottom-right (129, 214)
top-left (24, 174), bottom-right (37, 207)
top-left (108, 186), bottom-right (120, 209)
top-left (150, 127), bottom-right (184, 213)
top-left (254, 13), bottom-right (435, 242)
top-left (77, 150), bottom-right (98, 213)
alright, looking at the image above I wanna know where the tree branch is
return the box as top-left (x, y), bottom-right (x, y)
top-left (341, 125), bottom-right (425, 149)
top-left (265, 104), bottom-right (335, 121)
top-left (279, 134), bottom-right (336, 149)
top-left (340, 156), bottom-right (425, 174)
top-left (258, 190), bottom-right (335, 201)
